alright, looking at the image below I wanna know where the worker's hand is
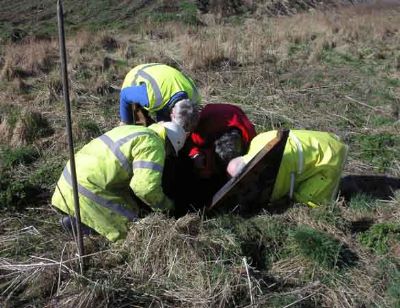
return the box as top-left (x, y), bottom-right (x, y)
top-left (192, 153), bottom-right (206, 169)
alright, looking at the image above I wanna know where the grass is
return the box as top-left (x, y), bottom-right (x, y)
top-left (353, 133), bottom-right (399, 172)
top-left (0, 146), bottom-right (39, 168)
top-left (0, 1), bottom-right (399, 307)
top-left (289, 226), bottom-right (355, 269)
top-left (348, 193), bottom-right (380, 213)
top-left (377, 258), bottom-right (400, 306)
top-left (143, 1), bottom-right (200, 25)
top-left (358, 223), bottom-right (400, 255)
top-left (212, 214), bottom-right (290, 269)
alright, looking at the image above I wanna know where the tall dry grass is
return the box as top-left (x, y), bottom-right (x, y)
top-left (0, 39), bottom-right (57, 81)
top-left (177, 4), bottom-right (400, 72)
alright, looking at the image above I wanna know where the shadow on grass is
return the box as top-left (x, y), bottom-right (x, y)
top-left (350, 218), bottom-right (375, 233)
top-left (340, 175), bottom-right (400, 201)
top-left (337, 243), bottom-right (359, 269)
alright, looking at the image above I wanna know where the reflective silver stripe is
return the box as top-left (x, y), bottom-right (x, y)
top-left (99, 135), bottom-right (131, 174)
top-left (132, 160), bottom-right (163, 172)
top-left (115, 131), bottom-right (149, 146)
top-left (99, 132), bottom-right (151, 174)
top-left (62, 168), bottom-right (138, 221)
top-left (131, 63), bottom-right (161, 86)
top-left (290, 132), bottom-right (304, 174)
top-left (137, 69), bottom-right (163, 108)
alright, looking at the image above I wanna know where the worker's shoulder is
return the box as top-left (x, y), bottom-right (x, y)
top-left (104, 125), bottom-right (160, 141)
top-left (291, 130), bottom-right (342, 140)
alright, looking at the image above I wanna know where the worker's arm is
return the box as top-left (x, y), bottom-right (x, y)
top-left (120, 84), bottom-right (149, 124)
top-left (129, 135), bottom-right (174, 212)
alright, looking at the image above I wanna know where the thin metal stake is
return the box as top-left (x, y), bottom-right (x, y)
top-left (57, 0), bottom-right (85, 271)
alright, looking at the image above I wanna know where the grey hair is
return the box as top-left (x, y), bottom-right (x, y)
top-left (171, 99), bottom-right (199, 132)
top-left (214, 129), bottom-right (244, 165)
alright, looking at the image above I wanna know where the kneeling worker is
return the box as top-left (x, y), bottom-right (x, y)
top-left (51, 122), bottom-right (187, 241)
top-left (227, 130), bottom-right (348, 207)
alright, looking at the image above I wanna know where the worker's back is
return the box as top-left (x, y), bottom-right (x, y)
top-left (244, 130), bottom-right (348, 206)
top-left (121, 63), bottom-right (201, 113)
top-left (52, 124), bottom-right (166, 241)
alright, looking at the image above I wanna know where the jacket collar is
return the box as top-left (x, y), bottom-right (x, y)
top-left (148, 123), bottom-right (166, 141)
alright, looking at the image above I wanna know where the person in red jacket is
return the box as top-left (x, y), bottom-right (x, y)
top-left (187, 103), bottom-right (256, 178)
top-left (168, 103), bottom-right (256, 213)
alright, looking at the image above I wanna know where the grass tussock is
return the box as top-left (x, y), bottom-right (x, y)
top-left (118, 214), bottom-right (246, 306)
top-left (358, 223), bottom-right (400, 255)
top-left (0, 1), bottom-right (399, 307)
top-left (181, 32), bottom-right (237, 70)
top-left (0, 39), bottom-right (57, 81)
top-left (0, 108), bottom-right (53, 147)
top-left (2, 201), bottom-right (398, 307)
top-left (289, 225), bottom-right (356, 269)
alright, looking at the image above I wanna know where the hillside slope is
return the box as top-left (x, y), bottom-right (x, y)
top-left (0, 0), bottom-right (365, 41)
top-left (0, 1), bottom-right (399, 307)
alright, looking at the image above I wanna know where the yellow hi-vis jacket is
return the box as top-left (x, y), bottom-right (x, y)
top-left (51, 124), bottom-right (173, 241)
top-left (121, 63), bottom-right (201, 113)
top-left (242, 130), bottom-right (348, 207)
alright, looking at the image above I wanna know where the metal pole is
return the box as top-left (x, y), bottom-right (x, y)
top-left (57, 0), bottom-right (85, 269)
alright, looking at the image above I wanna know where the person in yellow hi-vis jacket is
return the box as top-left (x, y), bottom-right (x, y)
top-left (227, 130), bottom-right (348, 207)
top-left (120, 63), bottom-right (201, 130)
top-left (51, 122), bottom-right (187, 242)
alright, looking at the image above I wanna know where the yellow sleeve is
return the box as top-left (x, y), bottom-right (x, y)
top-left (129, 135), bottom-right (174, 212)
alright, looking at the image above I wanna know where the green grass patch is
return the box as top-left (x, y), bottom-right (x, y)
top-left (23, 112), bottom-right (54, 142)
top-left (311, 204), bottom-right (349, 231)
top-left (384, 77), bottom-right (400, 87)
top-left (387, 269), bottom-right (400, 307)
top-left (322, 50), bottom-right (363, 67)
top-left (78, 118), bottom-right (103, 141)
top-left (143, 1), bottom-right (200, 26)
top-left (353, 133), bottom-right (399, 172)
top-left (266, 294), bottom-right (299, 307)
top-left (0, 175), bottom-right (39, 210)
top-left (357, 223), bottom-right (400, 255)
top-left (74, 67), bottom-right (93, 80)
top-left (0, 104), bottom-right (21, 129)
top-left (376, 259), bottom-right (400, 306)
top-left (370, 88), bottom-right (396, 106)
top-left (290, 226), bottom-right (357, 269)
top-left (28, 158), bottom-right (65, 190)
top-left (348, 193), bottom-right (380, 213)
top-left (211, 215), bottom-right (290, 269)
top-left (370, 115), bottom-right (395, 127)
top-left (0, 146), bottom-right (62, 208)
top-left (0, 146), bottom-right (39, 168)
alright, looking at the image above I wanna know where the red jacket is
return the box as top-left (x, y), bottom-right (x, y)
top-left (187, 103), bottom-right (256, 177)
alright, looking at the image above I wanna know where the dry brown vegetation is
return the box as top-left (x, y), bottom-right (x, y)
top-left (0, 1), bottom-right (399, 307)
top-left (0, 39), bottom-right (57, 81)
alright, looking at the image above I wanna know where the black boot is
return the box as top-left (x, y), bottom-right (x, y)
top-left (60, 216), bottom-right (96, 236)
